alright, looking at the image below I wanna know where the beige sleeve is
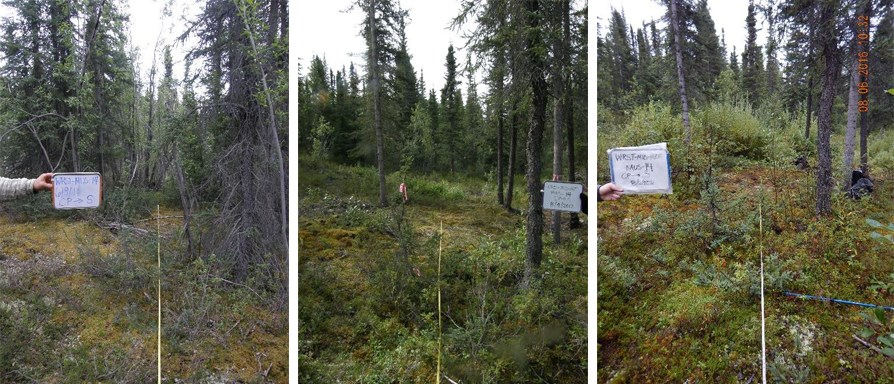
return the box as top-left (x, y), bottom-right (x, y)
top-left (0, 177), bottom-right (34, 200)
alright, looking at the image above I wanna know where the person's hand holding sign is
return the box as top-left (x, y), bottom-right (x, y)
top-left (598, 183), bottom-right (624, 201)
top-left (32, 173), bottom-right (53, 193)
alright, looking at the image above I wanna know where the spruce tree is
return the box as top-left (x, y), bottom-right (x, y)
top-left (441, 44), bottom-right (461, 173)
top-left (692, 0), bottom-right (725, 98)
top-left (742, 2), bottom-right (765, 105)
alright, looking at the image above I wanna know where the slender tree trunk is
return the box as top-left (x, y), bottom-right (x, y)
top-left (368, 0), bottom-right (387, 207)
top-left (564, 2), bottom-right (579, 228)
top-left (506, 97), bottom-right (518, 212)
top-left (172, 151), bottom-right (194, 258)
top-left (816, 2), bottom-right (840, 216)
top-left (267, 0), bottom-right (280, 46)
top-left (523, 0), bottom-right (547, 288)
top-left (567, 73), bottom-right (579, 229)
top-left (69, 0), bottom-right (105, 174)
top-left (859, 0), bottom-right (872, 175)
top-left (449, 121), bottom-right (456, 175)
top-left (236, 0), bottom-right (289, 251)
top-left (551, 0), bottom-right (570, 245)
top-left (239, 134), bottom-right (255, 278)
top-left (496, 62), bottom-right (505, 206)
top-left (146, 61), bottom-right (157, 186)
top-left (98, 123), bottom-right (105, 177)
top-left (805, 74), bottom-right (813, 139)
top-left (843, 55), bottom-right (859, 190)
top-left (805, 15), bottom-right (815, 140)
top-left (669, 0), bottom-right (692, 144)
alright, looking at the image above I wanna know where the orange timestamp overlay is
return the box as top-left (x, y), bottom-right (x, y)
top-left (857, 14), bottom-right (869, 113)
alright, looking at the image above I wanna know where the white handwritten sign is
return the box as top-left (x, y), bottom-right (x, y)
top-left (543, 181), bottom-right (583, 212)
top-left (608, 143), bottom-right (672, 194)
top-left (52, 172), bottom-right (102, 209)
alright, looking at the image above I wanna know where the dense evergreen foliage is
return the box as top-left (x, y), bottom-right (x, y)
top-left (598, 0), bottom-right (894, 213)
top-left (0, 0), bottom-right (288, 381)
top-left (299, 0), bottom-right (589, 381)
top-left (598, 0), bottom-right (894, 381)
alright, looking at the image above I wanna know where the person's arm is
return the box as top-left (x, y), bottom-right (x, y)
top-left (0, 177), bottom-right (37, 200)
top-left (0, 173), bottom-right (53, 201)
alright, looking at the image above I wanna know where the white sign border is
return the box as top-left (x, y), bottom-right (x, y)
top-left (607, 143), bottom-right (673, 194)
top-left (52, 172), bottom-right (103, 210)
top-left (542, 180), bottom-right (584, 213)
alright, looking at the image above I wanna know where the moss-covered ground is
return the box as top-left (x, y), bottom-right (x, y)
top-left (597, 102), bottom-right (894, 382)
top-left (0, 196), bottom-right (286, 383)
top-left (299, 156), bottom-right (588, 383)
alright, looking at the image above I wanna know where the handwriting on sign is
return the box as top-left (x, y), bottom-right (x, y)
top-left (53, 173), bottom-right (102, 209)
top-left (608, 143), bottom-right (672, 194)
top-left (543, 182), bottom-right (583, 212)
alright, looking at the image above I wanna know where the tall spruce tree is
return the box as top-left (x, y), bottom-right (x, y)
top-left (393, 9), bottom-right (418, 132)
top-left (692, 0), bottom-right (724, 99)
top-left (464, 55), bottom-right (484, 172)
top-left (815, 0), bottom-right (843, 216)
top-left (357, 0), bottom-right (399, 206)
top-left (742, 2), bottom-right (765, 105)
top-left (190, 0), bottom-right (289, 278)
top-left (441, 44), bottom-right (461, 173)
top-left (668, 0), bottom-right (692, 144)
top-left (522, 0), bottom-right (552, 287)
top-left (759, 1), bottom-right (782, 97)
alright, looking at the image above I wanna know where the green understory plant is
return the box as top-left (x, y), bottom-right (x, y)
top-left (857, 308), bottom-right (894, 359)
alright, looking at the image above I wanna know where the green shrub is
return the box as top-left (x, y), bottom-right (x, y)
top-left (77, 244), bottom-right (151, 294)
top-left (99, 186), bottom-right (158, 223)
top-left (596, 102), bottom-right (682, 179)
top-left (1, 191), bottom-right (68, 221)
top-left (693, 102), bottom-right (770, 164)
top-left (403, 178), bottom-right (465, 204)
top-left (0, 294), bottom-right (60, 381)
top-left (869, 130), bottom-right (894, 178)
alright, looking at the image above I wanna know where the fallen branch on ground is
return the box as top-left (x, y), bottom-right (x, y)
top-left (135, 215), bottom-right (184, 223)
top-left (852, 334), bottom-right (891, 358)
top-left (98, 221), bottom-right (150, 236)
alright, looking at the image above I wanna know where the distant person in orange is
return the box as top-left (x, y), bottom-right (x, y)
top-left (0, 173), bottom-right (53, 199)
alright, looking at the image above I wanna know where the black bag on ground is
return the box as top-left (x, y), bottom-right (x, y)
top-left (848, 170), bottom-right (873, 199)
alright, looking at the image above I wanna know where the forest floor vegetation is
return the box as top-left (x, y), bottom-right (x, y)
top-left (299, 156), bottom-right (588, 383)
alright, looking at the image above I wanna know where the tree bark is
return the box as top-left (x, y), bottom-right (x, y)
top-left (496, 56), bottom-right (505, 206)
top-left (859, 0), bottom-right (872, 175)
top-left (368, 0), bottom-right (388, 207)
top-left (146, 60), bottom-right (156, 186)
top-left (567, 73), bottom-right (579, 228)
top-left (805, 11), bottom-right (815, 140)
top-left (236, 0), bottom-right (289, 252)
top-left (669, 0), bottom-right (692, 144)
top-left (267, 0), bottom-right (280, 46)
top-left (506, 96), bottom-right (518, 212)
top-left (843, 54), bottom-right (859, 190)
top-left (816, 2), bottom-right (840, 216)
top-left (805, 73), bottom-right (813, 139)
top-left (172, 151), bottom-right (194, 258)
top-left (523, 0), bottom-right (547, 287)
top-left (550, 0), bottom-right (569, 245)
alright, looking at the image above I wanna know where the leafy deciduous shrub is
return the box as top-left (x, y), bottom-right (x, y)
top-left (596, 102), bottom-right (682, 179)
top-left (99, 186), bottom-right (158, 223)
top-left (869, 130), bottom-right (894, 178)
top-left (693, 102), bottom-right (770, 165)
